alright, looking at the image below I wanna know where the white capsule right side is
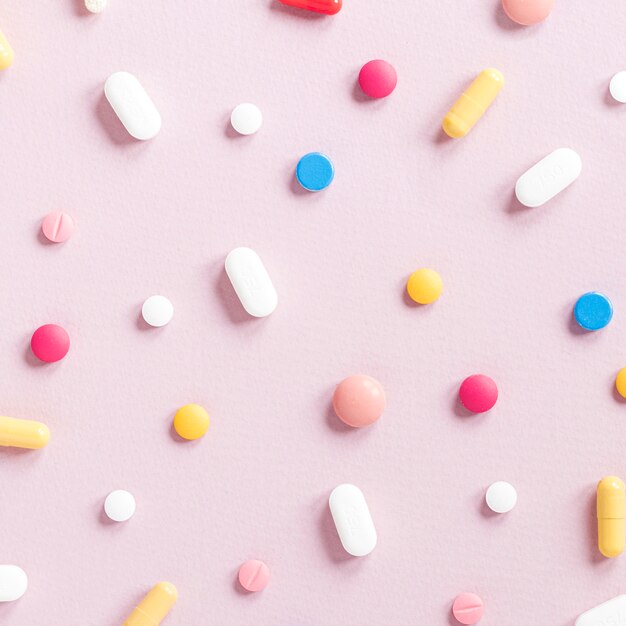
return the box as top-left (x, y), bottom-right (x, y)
top-left (329, 484), bottom-right (377, 557)
top-left (515, 148), bottom-right (582, 208)
top-left (575, 594), bottom-right (626, 626)
top-left (0, 565), bottom-right (27, 602)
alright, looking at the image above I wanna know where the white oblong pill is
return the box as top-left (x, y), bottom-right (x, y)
top-left (0, 565), bottom-right (27, 602)
top-left (104, 71), bottom-right (161, 140)
top-left (328, 483), bottom-right (377, 557)
top-left (575, 594), bottom-right (626, 626)
top-left (514, 148), bottom-right (582, 207)
top-left (224, 247), bottom-right (278, 318)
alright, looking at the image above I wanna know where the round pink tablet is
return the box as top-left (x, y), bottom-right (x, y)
top-left (41, 211), bottom-right (75, 243)
top-left (358, 60), bottom-right (397, 99)
top-left (238, 560), bottom-right (270, 592)
top-left (501, 0), bottom-right (554, 25)
top-left (332, 374), bottom-right (386, 427)
top-left (458, 374), bottom-right (498, 413)
top-left (31, 324), bottom-right (70, 363)
top-left (452, 593), bottom-right (484, 625)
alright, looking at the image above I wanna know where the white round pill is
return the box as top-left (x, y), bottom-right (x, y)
top-left (485, 481), bottom-right (517, 513)
top-left (104, 490), bottom-right (136, 522)
top-left (0, 565), bottom-right (27, 602)
top-left (141, 295), bottom-right (174, 327)
top-left (230, 103), bottom-right (263, 135)
top-left (84, 0), bottom-right (108, 13)
top-left (610, 72), bottom-right (626, 103)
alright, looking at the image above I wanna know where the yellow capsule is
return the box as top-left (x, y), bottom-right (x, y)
top-left (0, 416), bottom-right (50, 449)
top-left (123, 582), bottom-right (178, 626)
top-left (442, 68), bottom-right (504, 138)
top-left (597, 476), bottom-right (625, 558)
top-left (0, 29), bottom-right (14, 70)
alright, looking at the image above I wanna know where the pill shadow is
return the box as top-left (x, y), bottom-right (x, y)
top-left (324, 399), bottom-right (365, 435)
top-left (604, 82), bottom-right (623, 107)
top-left (95, 92), bottom-right (138, 146)
top-left (318, 496), bottom-right (354, 563)
top-left (214, 266), bottom-right (257, 324)
top-left (351, 80), bottom-right (370, 104)
top-left (97, 500), bottom-right (119, 527)
top-left (448, 608), bottom-right (461, 626)
top-left (478, 488), bottom-right (500, 519)
top-left (36, 227), bottom-right (56, 246)
top-left (135, 310), bottom-right (153, 331)
top-left (269, 0), bottom-right (326, 20)
top-left (23, 344), bottom-right (46, 368)
top-left (493, 1), bottom-right (525, 31)
top-left (288, 168), bottom-right (311, 197)
top-left (451, 391), bottom-right (475, 419)
top-left (106, 589), bottom-right (147, 626)
top-left (224, 119), bottom-right (243, 139)
top-left (566, 307), bottom-right (588, 336)
top-left (232, 569), bottom-right (255, 596)
top-left (611, 382), bottom-right (626, 404)
top-left (504, 188), bottom-right (529, 214)
top-left (73, 0), bottom-right (90, 16)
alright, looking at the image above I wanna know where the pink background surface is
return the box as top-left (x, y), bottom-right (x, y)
top-left (1, 1), bottom-right (626, 624)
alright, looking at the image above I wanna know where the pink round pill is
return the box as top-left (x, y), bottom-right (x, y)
top-left (358, 60), bottom-right (397, 99)
top-left (458, 374), bottom-right (498, 413)
top-left (452, 593), bottom-right (484, 625)
top-left (332, 374), bottom-right (386, 427)
top-left (41, 211), bottom-right (75, 243)
top-left (501, 0), bottom-right (554, 25)
top-left (30, 324), bottom-right (70, 363)
top-left (238, 560), bottom-right (270, 592)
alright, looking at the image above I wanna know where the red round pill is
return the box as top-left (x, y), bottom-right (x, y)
top-left (358, 60), bottom-right (397, 99)
top-left (332, 374), bottom-right (386, 427)
top-left (30, 324), bottom-right (70, 363)
top-left (458, 374), bottom-right (498, 413)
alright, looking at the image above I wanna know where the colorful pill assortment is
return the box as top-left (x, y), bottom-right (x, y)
top-left (1, 1), bottom-right (626, 624)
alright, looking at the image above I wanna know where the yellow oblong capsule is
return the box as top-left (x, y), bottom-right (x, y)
top-left (123, 582), bottom-right (178, 626)
top-left (0, 416), bottom-right (50, 449)
top-left (597, 476), bottom-right (625, 558)
top-left (442, 68), bottom-right (504, 138)
top-left (0, 29), bottom-right (14, 70)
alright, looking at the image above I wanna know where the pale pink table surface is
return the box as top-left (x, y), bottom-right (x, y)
top-left (0, 1), bottom-right (625, 624)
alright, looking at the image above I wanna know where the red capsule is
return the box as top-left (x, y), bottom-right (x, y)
top-left (278, 0), bottom-right (342, 15)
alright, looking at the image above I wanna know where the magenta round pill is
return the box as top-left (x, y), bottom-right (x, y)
top-left (452, 593), bottom-right (484, 625)
top-left (30, 324), bottom-right (70, 363)
top-left (458, 374), bottom-right (498, 413)
top-left (238, 559), bottom-right (270, 592)
top-left (41, 211), bottom-right (75, 243)
top-left (358, 60), bottom-right (397, 99)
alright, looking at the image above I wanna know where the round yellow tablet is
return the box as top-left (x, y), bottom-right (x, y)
top-left (616, 368), bottom-right (626, 399)
top-left (406, 268), bottom-right (442, 304)
top-left (173, 403), bottom-right (210, 440)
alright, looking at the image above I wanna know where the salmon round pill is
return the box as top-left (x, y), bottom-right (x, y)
top-left (142, 295), bottom-right (173, 327)
top-left (452, 593), bottom-right (484, 625)
top-left (574, 292), bottom-right (613, 331)
top-left (358, 60), bottom-right (397, 99)
top-left (230, 103), bottom-right (263, 135)
top-left (173, 404), bottom-right (210, 440)
top-left (238, 560), bottom-right (270, 592)
top-left (41, 211), bottom-right (74, 243)
top-left (616, 367), bottom-right (626, 399)
top-left (333, 375), bottom-right (385, 427)
top-left (30, 324), bottom-right (70, 363)
top-left (486, 481), bottom-right (517, 513)
top-left (296, 152), bottom-right (334, 192)
top-left (459, 374), bottom-right (497, 413)
top-left (501, 0), bottom-right (553, 25)
top-left (406, 268), bottom-right (442, 304)
top-left (104, 489), bottom-right (136, 522)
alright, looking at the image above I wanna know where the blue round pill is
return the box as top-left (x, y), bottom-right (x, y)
top-left (296, 152), bottom-right (334, 192)
top-left (574, 292), bottom-right (613, 331)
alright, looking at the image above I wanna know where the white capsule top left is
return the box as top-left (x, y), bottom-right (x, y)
top-left (104, 72), bottom-right (161, 140)
top-left (0, 565), bottom-right (27, 602)
top-left (329, 484), bottom-right (377, 557)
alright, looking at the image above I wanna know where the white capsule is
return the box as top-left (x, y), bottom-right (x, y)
top-left (328, 484), bottom-right (377, 557)
top-left (104, 72), bottom-right (161, 140)
top-left (85, 0), bottom-right (107, 13)
top-left (575, 594), bottom-right (626, 626)
top-left (0, 565), bottom-right (27, 602)
top-left (225, 247), bottom-right (278, 318)
top-left (515, 148), bottom-right (582, 208)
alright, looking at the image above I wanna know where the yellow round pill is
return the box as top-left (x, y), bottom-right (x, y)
top-left (616, 368), bottom-right (626, 399)
top-left (173, 404), bottom-right (210, 440)
top-left (406, 268), bottom-right (442, 304)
